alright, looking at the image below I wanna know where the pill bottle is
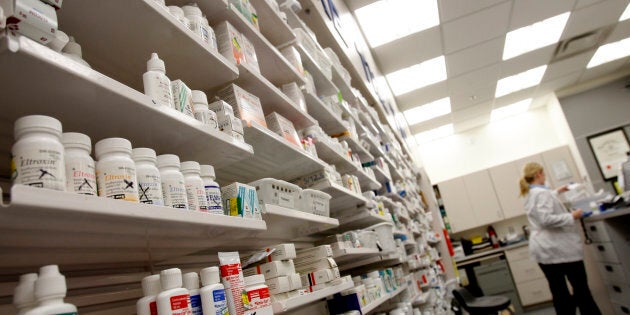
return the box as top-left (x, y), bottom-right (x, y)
top-left (23, 265), bottom-right (77, 315)
top-left (143, 53), bottom-right (174, 108)
top-left (192, 90), bottom-right (218, 131)
top-left (13, 273), bottom-right (38, 314)
top-left (182, 4), bottom-right (210, 45)
top-left (157, 268), bottom-right (192, 315)
top-left (181, 161), bottom-right (209, 212)
top-left (95, 138), bottom-right (139, 202)
top-left (243, 275), bottom-right (272, 315)
top-left (62, 132), bottom-right (97, 195)
top-left (199, 267), bottom-right (228, 315)
top-left (157, 154), bottom-right (189, 209)
top-left (132, 148), bottom-right (164, 206)
top-left (62, 36), bottom-right (91, 68)
top-left (200, 165), bottom-right (223, 215)
top-left (183, 272), bottom-right (202, 315)
top-left (137, 274), bottom-right (161, 315)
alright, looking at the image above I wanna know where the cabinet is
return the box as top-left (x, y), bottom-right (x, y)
top-left (489, 155), bottom-right (544, 219)
top-left (505, 246), bottom-right (552, 306)
top-left (438, 177), bottom-right (475, 233)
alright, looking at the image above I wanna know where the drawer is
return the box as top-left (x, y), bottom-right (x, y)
top-left (509, 258), bottom-right (545, 284)
top-left (612, 302), bottom-right (630, 315)
top-left (516, 278), bottom-right (552, 306)
top-left (505, 246), bottom-right (530, 262)
top-left (596, 263), bottom-right (628, 283)
top-left (477, 269), bottom-right (514, 294)
top-left (606, 282), bottom-right (630, 305)
top-left (593, 242), bottom-right (621, 264)
top-left (585, 221), bottom-right (611, 242)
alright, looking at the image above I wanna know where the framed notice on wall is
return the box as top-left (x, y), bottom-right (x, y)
top-left (587, 127), bottom-right (630, 180)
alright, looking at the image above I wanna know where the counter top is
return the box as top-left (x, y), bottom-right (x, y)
top-left (454, 241), bottom-right (528, 266)
top-left (583, 207), bottom-right (630, 222)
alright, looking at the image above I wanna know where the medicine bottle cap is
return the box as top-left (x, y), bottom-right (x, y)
top-left (147, 53), bottom-right (166, 73)
top-left (34, 265), bottom-right (67, 301)
top-left (182, 272), bottom-right (200, 290)
top-left (168, 6), bottom-right (184, 18)
top-left (13, 273), bottom-right (38, 308)
top-left (199, 165), bottom-right (216, 179)
top-left (191, 90), bottom-right (208, 105)
top-left (244, 275), bottom-right (265, 287)
top-left (94, 138), bottom-right (132, 159)
top-left (182, 4), bottom-right (202, 17)
top-left (48, 29), bottom-right (69, 52)
top-left (200, 267), bottom-right (220, 286)
top-left (14, 115), bottom-right (63, 140)
top-left (157, 154), bottom-right (181, 169)
top-left (132, 148), bottom-right (158, 163)
top-left (62, 36), bottom-right (82, 58)
top-left (141, 274), bottom-right (161, 297)
top-left (62, 132), bottom-right (92, 153)
top-left (181, 161), bottom-right (201, 173)
top-left (160, 268), bottom-right (183, 290)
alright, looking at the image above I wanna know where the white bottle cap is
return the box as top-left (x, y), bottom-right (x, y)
top-left (62, 132), bottom-right (92, 153)
top-left (244, 275), bottom-right (265, 287)
top-left (132, 147), bottom-right (158, 163)
top-left (180, 161), bottom-right (201, 173)
top-left (48, 29), bottom-right (69, 52)
top-left (182, 272), bottom-right (200, 290)
top-left (147, 52), bottom-right (166, 73)
top-left (13, 273), bottom-right (38, 308)
top-left (160, 268), bottom-right (183, 290)
top-left (200, 267), bottom-right (220, 286)
top-left (157, 154), bottom-right (181, 169)
top-left (168, 6), bottom-right (184, 18)
top-left (14, 115), bottom-right (62, 140)
top-left (182, 4), bottom-right (202, 17)
top-left (141, 274), bottom-right (161, 297)
top-left (191, 90), bottom-right (208, 105)
top-left (62, 36), bottom-right (83, 58)
top-left (200, 165), bottom-right (216, 179)
top-left (34, 265), bottom-right (67, 301)
top-left (94, 138), bottom-right (132, 159)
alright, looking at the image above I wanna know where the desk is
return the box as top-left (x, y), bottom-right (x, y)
top-left (455, 241), bottom-right (529, 267)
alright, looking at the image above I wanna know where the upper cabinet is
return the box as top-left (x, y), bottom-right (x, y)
top-left (489, 155), bottom-right (544, 220)
top-left (438, 177), bottom-right (475, 233)
top-left (463, 170), bottom-right (504, 226)
top-left (541, 146), bottom-right (581, 188)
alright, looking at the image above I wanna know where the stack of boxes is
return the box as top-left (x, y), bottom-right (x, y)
top-left (243, 244), bottom-right (304, 301)
top-left (294, 245), bottom-right (341, 292)
top-left (265, 112), bottom-right (300, 148)
top-left (216, 83), bottom-right (266, 130)
top-left (221, 182), bottom-right (262, 219)
top-left (4, 0), bottom-right (59, 45)
top-left (208, 99), bottom-right (245, 142)
top-left (215, 20), bottom-right (260, 74)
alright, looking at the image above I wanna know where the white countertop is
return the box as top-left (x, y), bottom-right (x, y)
top-left (454, 241), bottom-right (529, 265)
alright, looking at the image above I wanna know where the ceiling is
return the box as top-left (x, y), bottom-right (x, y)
top-left (344, 0), bottom-right (630, 137)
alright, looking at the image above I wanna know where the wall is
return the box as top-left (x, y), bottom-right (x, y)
top-left (559, 77), bottom-right (630, 193)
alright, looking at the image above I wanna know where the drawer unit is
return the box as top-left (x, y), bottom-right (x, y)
top-left (605, 282), bottom-right (630, 305)
top-left (509, 258), bottom-right (545, 284)
top-left (596, 262), bottom-right (628, 283)
top-left (516, 278), bottom-right (552, 306)
top-left (593, 242), bottom-right (621, 264)
top-left (505, 246), bottom-right (530, 262)
top-left (612, 302), bottom-right (630, 315)
top-left (585, 221), bottom-right (611, 242)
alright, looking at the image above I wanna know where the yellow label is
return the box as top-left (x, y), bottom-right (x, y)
top-left (229, 197), bottom-right (239, 216)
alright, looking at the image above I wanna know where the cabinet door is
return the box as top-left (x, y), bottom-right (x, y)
top-left (438, 178), bottom-right (476, 233)
top-left (463, 170), bottom-right (504, 226)
top-left (541, 146), bottom-right (581, 187)
top-left (490, 155), bottom-right (545, 219)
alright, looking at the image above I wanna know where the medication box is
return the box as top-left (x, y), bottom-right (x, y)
top-left (221, 182), bottom-right (261, 219)
top-left (271, 289), bottom-right (306, 302)
top-left (240, 35), bottom-right (260, 74)
top-left (217, 84), bottom-right (267, 129)
top-left (300, 189), bottom-right (331, 217)
top-left (208, 100), bottom-right (235, 118)
top-left (265, 112), bottom-right (300, 148)
top-left (243, 244), bottom-right (296, 263)
top-left (301, 268), bottom-right (340, 286)
top-left (244, 260), bottom-right (295, 279)
top-left (215, 21), bottom-right (245, 66)
top-left (5, 0), bottom-right (58, 44)
top-left (266, 275), bottom-right (291, 295)
top-left (249, 178), bottom-right (302, 210)
top-left (295, 245), bottom-right (333, 265)
top-left (294, 257), bottom-right (337, 274)
top-left (289, 273), bottom-right (302, 290)
top-left (170, 80), bottom-right (195, 118)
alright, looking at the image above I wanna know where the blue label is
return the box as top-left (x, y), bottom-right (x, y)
top-left (213, 289), bottom-right (228, 315)
top-left (213, 289), bottom-right (226, 302)
top-left (190, 294), bottom-right (202, 315)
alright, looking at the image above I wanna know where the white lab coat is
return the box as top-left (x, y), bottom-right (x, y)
top-left (524, 185), bottom-right (583, 264)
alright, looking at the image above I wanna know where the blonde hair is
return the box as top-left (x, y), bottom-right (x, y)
top-left (520, 162), bottom-right (543, 197)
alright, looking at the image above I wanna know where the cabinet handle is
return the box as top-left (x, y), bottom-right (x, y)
top-left (605, 265), bottom-right (613, 272)
top-left (597, 245), bottom-right (605, 251)
top-left (613, 285), bottom-right (622, 293)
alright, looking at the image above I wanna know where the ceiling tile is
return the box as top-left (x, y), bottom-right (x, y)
top-left (445, 37), bottom-right (504, 77)
top-left (396, 81), bottom-right (449, 110)
top-left (373, 27), bottom-right (443, 74)
top-left (579, 57), bottom-right (630, 81)
top-left (409, 114), bottom-right (453, 134)
top-left (450, 85), bottom-right (496, 111)
top-left (437, 0), bottom-right (507, 23)
top-left (454, 114), bottom-right (491, 133)
top-left (575, 0), bottom-right (606, 9)
top-left (442, 1), bottom-right (512, 54)
top-left (606, 19), bottom-right (630, 43)
top-left (448, 64), bottom-right (501, 95)
top-left (452, 102), bottom-right (493, 121)
top-left (561, 0), bottom-right (628, 40)
top-left (543, 51), bottom-right (593, 81)
top-left (538, 71), bottom-right (582, 93)
top-left (509, 0), bottom-right (576, 30)
top-left (500, 45), bottom-right (555, 77)
top-left (493, 86), bottom-right (538, 107)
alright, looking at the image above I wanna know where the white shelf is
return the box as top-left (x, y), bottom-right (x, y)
top-left (314, 141), bottom-right (359, 174)
top-left (403, 240), bottom-right (417, 248)
top-left (0, 186), bottom-right (267, 267)
top-left (386, 193), bottom-right (405, 203)
top-left (272, 277), bottom-right (354, 313)
top-left (333, 247), bottom-right (380, 265)
top-left (261, 204), bottom-right (338, 240)
top-left (340, 135), bottom-right (374, 163)
top-left (371, 166), bottom-right (392, 183)
top-left (339, 252), bottom-right (403, 272)
top-left (383, 155), bottom-right (404, 181)
top-left (250, 0), bottom-right (296, 47)
top-left (219, 124), bottom-right (328, 183)
top-left (303, 92), bottom-right (348, 135)
top-left (361, 283), bottom-right (408, 314)
top-left (334, 208), bottom-right (392, 231)
top-left (331, 65), bottom-right (354, 103)
top-left (363, 134), bottom-right (385, 158)
top-left (294, 44), bottom-right (338, 96)
top-left (412, 291), bottom-right (431, 305)
top-left (58, 0), bottom-right (238, 91)
top-left (0, 35), bottom-right (253, 179)
top-left (352, 168), bottom-right (382, 191)
top-left (311, 182), bottom-right (367, 212)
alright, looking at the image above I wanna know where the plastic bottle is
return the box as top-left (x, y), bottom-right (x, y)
top-left (95, 138), bottom-right (139, 202)
top-left (23, 265), bottom-right (77, 315)
top-left (62, 132), bottom-right (97, 195)
top-left (487, 225), bottom-right (499, 248)
top-left (137, 274), bottom-right (161, 315)
top-left (168, 6), bottom-right (190, 28)
top-left (199, 267), bottom-right (228, 315)
top-left (181, 161), bottom-right (209, 212)
top-left (132, 148), bottom-right (165, 206)
top-left (182, 4), bottom-right (210, 45)
top-left (157, 268), bottom-right (192, 315)
top-left (12, 115), bottom-right (66, 191)
top-left (243, 275), bottom-right (272, 315)
top-left (191, 91), bottom-right (218, 131)
top-left (183, 272), bottom-right (202, 315)
top-left (157, 154), bottom-right (189, 209)
top-left (62, 36), bottom-right (91, 68)
top-left (47, 29), bottom-right (69, 53)
top-left (143, 53), bottom-right (175, 109)
top-left (13, 273), bottom-right (38, 314)
top-left (202, 17), bottom-right (218, 52)
top-left (622, 151), bottom-right (630, 192)
top-left (200, 165), bottom-right (224, 215)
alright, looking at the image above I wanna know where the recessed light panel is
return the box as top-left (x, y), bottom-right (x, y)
top-left (403, 98), bottom-right (451, 126)
top-left (503, 12), bottom-right (570, 60)
top-left (587, 37), bottom-right (630, 68)
top-left (491, 99), bottom-right (532, 121)
top-left (495, 65), bottom-right (547, 97)
top-left (414, 124), bottom-right (454, 144)
top-left (620, 3), bottom-right (630, 21)
top-left (386, 56), bottom-right (447, 96)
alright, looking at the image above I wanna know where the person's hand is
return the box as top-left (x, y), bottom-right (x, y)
top-left (556, 185), bottom-right (569, 194)
top-left (572, 208), bottom-right (583, 219)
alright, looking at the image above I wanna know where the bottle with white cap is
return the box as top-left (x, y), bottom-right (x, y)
top-left (12, 115), bottom-right (66, 191)
top-left (62, 132), bottom-right (97, 195)
top-left (199, 267), bottom-right (228, 315)
top-left (95, 137), bottom-right (139, 202)
top-left (143, 53), bottom-right (174, 109)
top-left (157, 268), bottom-right (192, 315)
top-left (191, 91), bottom-right (218, 131)
top-left (13, 273), bottom-right (38, 314)
top-left (62, 36), bottom-right (91, 68)
top-left (137, 274), bottom-right (161, 315)
top-left (132, 148), bottom-right (165, 206)
top-left (181, 161), bottom-right (209, 212)
top-left (183, 272), bottom-right (202, 315)
top-left (47, 29), bottom-right (69, 53)
top-left (168, 6), bottom-right (190, 28)
top-left (200, 165), bottom-right (223, 215)
top-left (182, 4), bottom-right (210, 45)
top-left (157, 154), bottom-right (189, 209)
top-left (202, 17), bottom-right (218, 52)
top-left (243, 275), bottom-right (272, 315)
top-left (23, 265), bottom-right (77, 315)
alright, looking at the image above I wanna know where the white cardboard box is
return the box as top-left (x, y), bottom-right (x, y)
top-left (294, 257), bottom-right (337, 274)
top-left (295, 245), bottom-right (333, 265)
top-left (243, 260), bottom-right (295, 279)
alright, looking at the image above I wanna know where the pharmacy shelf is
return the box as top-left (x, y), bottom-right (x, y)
top-left (371, 166), bottom-right (392, 184)
top-left (339, 252), bottom-right (404, 272)
top-left (0, 185), bottom-right (267, 268)
top-left (386, 193), bottom-right (405, 203)
top-left (333, 247), bottom-right (380, 265)
top-left (295, 44), bottom-right (339, 96)
top-left (230, 64), bottom-right (317, 129)
top-left (250, 0), bottom-right (296, 47)
top-left (352, 168), bottom-right (382, 191)
top-left (363, 134), bottom-right (385, 158)
top-left (361, 283), bottom-right (408, 314)
top-left (218, 124), bottom-right (328, 183)
top-left (412, 291), bottom-right (431, 305)
top-left (334, 208), bottom-right (392, 231)
top-left (310, 181), bottom-right (367, 211)
top-left (303, 92), bottom-right (348, 135)
top-left (314, 141), bottom-right (359, 174)
top-left (384, 156), bottom-right (404, 181)
top-left (261, 204), bottom-right (339, 240)
top-left (59, 0), bottom-right (238, 92)
top-left (403, 240), bottom-right (418, 248)
top-left (340, 135), bottom-right (374, 163)
top-left (272, 276), bottom-right (354, 313)
top-left (331, 65), bottom-right (354, 103)
top-left (0, 35), bottom-right (253, 179)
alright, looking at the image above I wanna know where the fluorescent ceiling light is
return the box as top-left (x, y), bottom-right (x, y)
top-left (386, 56), bottom-right (447, 96)
top-left (403, 97), bottom-right (451, 126)
top-left (495, 65), bottom-right (547, 97)
top-left (355, 0), bottom-right (439, 47)
top-left (620, 4), bottom-right (630, 21)
top-left (587, 37), bottom-right (630, 68)
top-left (414, 124), bottom-right (453, 144)
top-left (491, 99), bottom-right (532, 121)
top-left (503, 12), bottom-right (570, 60)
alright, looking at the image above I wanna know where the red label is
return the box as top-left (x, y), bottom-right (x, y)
top-left (256, 265), bottom-right (261, 274)
top-left (422, 274), bottom-right (428, 284)
top-left (220, 263), bottom-right (242, 276)
top-left (150, 301), bottom-right (157, 315)
top-left (170, 294), bottom-right (191, 310)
